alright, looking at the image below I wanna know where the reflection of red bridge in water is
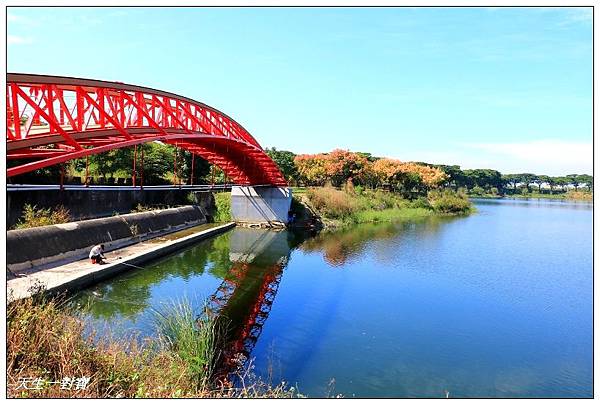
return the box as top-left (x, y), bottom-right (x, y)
top-left (206, 257), bottom-right (287, 377)
top-left (6, 73), bottom-right (286, 186)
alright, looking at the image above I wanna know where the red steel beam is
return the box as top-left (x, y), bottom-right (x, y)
top-left (6, 73), bottom-right (286, 186)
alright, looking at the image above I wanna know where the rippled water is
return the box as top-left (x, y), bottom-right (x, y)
top-left (72, 198), bottom-right (592, 398)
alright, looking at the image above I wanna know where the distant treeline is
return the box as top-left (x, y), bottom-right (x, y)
top-left (7, 144), bottom-right (593, 196)
top-left (264, 148), bottom-right (592, 196)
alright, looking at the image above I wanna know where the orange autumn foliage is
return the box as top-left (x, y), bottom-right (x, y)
top-left (372, 158), bottom-right (447, 188)
top-left (295, 150), bottom-right (446, 190)
top-left (295, 149), bottom-right (371, 186)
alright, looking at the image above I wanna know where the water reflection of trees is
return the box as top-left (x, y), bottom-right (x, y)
top-left (74, 229), bottom-right (307, 323)
top-left (74, 233), bottom-right (235, 320)
top-left (300, 217), bottom-right (454, 267)
top-left (74, 217), bottom-right (459, 322)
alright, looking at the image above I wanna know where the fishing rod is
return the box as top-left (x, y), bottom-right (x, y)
top-left (110, 256), bottom-right (146, 270)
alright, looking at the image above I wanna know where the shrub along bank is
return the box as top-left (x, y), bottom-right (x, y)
top-left (213, 192), bottom-right (232, 222)
top-left (296, 186), bottom-right (473, 228)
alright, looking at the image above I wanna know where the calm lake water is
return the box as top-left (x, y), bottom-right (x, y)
top-left (72, 198), bottom-right (593, 398)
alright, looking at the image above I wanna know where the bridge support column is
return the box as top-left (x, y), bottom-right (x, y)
top-left (230, 186), bottom-right (292, 225)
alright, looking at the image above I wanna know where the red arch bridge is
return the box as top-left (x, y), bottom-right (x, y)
top-left (6, 73), bottom-right (287, 186)
top-left (6, 73), bottom-right (292, 224)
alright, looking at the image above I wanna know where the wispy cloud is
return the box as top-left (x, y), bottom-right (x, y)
top-left (7, 35), bottom-right (33, 45)
top-left (464, 140), bottom-right (592, 175)
top-left (558, 8), bottom-right (592, 26)
top-left (397, 139), bottom-right (592, 176)
top-left (9, 11), bottom-right (102, 30)
top-left (7, 13), bottom-right (37, 27)
top-left (107, 9), bottom-right (130, 18)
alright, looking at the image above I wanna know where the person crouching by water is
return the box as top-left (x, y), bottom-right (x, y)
top-left (89, 244), bottom-right (107, 264)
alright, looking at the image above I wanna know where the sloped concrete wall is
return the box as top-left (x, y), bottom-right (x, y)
top-left (7, 206), bottom-right (207, 272)
top-left (7, 188), bottom-right (214, 228)
top-left (230, 186), bottom-right (292, 224)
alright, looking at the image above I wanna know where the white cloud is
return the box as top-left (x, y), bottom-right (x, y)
top-left (559, 8), bottom-right (593, 26)
top-left (7, 35), bottom-right (32, 45)
top-left (466, 140), bottom-right (592, 174)
top-left (7, 13), bottom-right (37, 27)
top-left (395, 140), bottom-right (592, 176)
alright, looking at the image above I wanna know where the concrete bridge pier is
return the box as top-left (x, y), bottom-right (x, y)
top-left (230, 186), bottom-right (292, 226)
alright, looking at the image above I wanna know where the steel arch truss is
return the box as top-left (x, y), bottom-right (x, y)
top-left (6, 73), bottom-right (287, 186)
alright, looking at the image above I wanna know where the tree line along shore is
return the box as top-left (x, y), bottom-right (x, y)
top-left (9, 146), bottom-right (591, 230)
top-left (8, 144), bottom-right (592, 201)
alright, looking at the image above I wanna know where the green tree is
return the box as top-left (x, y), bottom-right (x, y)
top-left (502, 174), bottom-right (520, 193)
top-left (265, 147), bottom-right (299, 184)
top-left (436, 165), bottom-right (465, 190)
top-left (554, 176), bottom-right (568, 193)
top-left (546, 176), bottom-right (558, 194)
top-left (356, 152), bottom-right (379, 162)
top-left (395, 171), bottom-right (422, 196)
top-left (463, 169), bottom-right (502, 191)
top-left (532, 175), bottom-right (550, 194)
top-left (89, 147), bottom-right (134, 179)
top-left (518, 173), bottom-right (536, 193)
top-left (576, 174), bottom-right (593, 191)
top-left (180, 150), bottom-right (211, 185)
top-left (565, 174), bottom-right (580, 191)
top-left (138, 142), bottom-right (176, 185)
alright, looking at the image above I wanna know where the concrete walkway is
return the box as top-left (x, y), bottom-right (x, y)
top-left (7, 222), bottom-right (235, 302)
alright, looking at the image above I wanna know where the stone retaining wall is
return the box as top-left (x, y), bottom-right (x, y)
top-left (7, 188), bottom-right (216, 228)
top-left (7, 205), bottom-right (208, 272)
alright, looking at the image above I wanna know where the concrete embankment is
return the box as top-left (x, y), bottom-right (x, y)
top-left (7, 222), bottom-right (236, 302)
top-left (8, 205), bottom-right (209, 273)
top-left (7, 188), bottom-right (216, 228)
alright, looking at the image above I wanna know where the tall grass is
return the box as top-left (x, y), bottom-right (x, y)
top-left (7, 292), bottom-right (299, 398)
top-left (303, 186), bottom-right (473, 226)
top-left (152, 298), bottom-right (222, 390)
top-left (305, 187), bottom-right (358, 219)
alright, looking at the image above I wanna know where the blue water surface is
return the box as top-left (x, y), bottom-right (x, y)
top-left (74, 198), bottom-right (593, 398)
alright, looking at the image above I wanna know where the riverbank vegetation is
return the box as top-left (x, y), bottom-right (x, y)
top-left (7, 292), bottom-right (299, 398)
top-left (14, 204), bottom-right (71, 229)
top-left (565, 190), bottom-right (593, 201)
top-left (296, 186), bottom-right (472, 228)
top-left (213, 192), bottom-right (232, 222)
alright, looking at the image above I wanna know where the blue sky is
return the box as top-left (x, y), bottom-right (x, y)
top-left (7, 7), bottom-right (593, 175)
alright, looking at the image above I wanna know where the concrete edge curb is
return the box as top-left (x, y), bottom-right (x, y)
top-left (9, 222), bottom-right (236, 302)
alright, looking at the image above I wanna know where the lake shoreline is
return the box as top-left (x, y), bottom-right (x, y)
top-left (468, 192), bottom-right (593, 202)
top-left (45, 198), bottom-right (591, 398)
top-left (293, 187), bottom-right (475, 231)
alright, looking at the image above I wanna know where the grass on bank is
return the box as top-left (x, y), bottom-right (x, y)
top-left (14, 204), bottom-right (71, 230)
top-left (7, 291), bottom-right (299, 398)
top-left (213, 192), bottom-right (232, 222)
top-left (565, 190), bottom-right (593, 201)
top-left (301, 186), bottom-right (473, 227)
top-left (152, 299), bottom-right (221, 390)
